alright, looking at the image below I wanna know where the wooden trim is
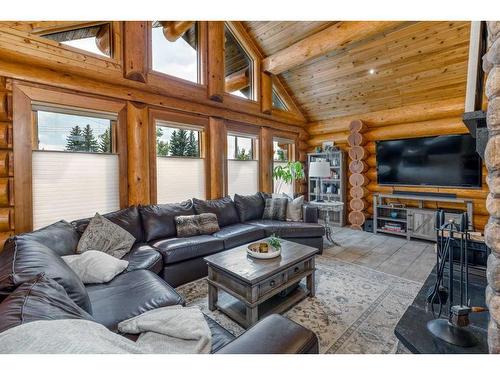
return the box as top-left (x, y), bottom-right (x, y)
top-left (226, 121), bottom-right (260, 136)
top-left (12, 85), bottom-right (32, 233)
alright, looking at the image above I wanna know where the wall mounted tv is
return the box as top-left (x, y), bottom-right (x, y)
top-left (376, 134), bottom-right (482, 188)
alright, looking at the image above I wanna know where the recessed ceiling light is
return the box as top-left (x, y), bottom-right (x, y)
top-left (369, 69), bottom-right (376, 75)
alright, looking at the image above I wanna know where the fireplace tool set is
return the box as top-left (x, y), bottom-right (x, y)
top-left (426, 210), bottom-right (486, 347)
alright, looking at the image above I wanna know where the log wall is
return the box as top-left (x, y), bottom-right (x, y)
top-left (307, 99), bottom-right (489, 231)
top-left (0, 77), bottom-right (14, 249)
top-left (484, 20), bottom-right (500, 354)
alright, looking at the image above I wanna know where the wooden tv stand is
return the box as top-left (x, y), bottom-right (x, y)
top-left (373, 193), bottom-right (474, 241)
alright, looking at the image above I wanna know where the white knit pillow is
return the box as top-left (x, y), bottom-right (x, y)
top-left (286, 195), bottom-right (304, 222)
top-left (63, 251), bottom-right (129, 284)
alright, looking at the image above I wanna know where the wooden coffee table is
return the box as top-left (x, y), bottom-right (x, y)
top-left (204, 238), bottom-right (318, 328)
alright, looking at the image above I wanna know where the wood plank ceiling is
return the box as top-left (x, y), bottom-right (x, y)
top-left (242, 21), bottom-right (471, 122)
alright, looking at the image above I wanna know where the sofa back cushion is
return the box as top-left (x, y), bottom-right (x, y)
top-left (17, 220), bottom-right (79, 257)
top-left (72, 206), bottom-right (144, 243)
top-left (0, 236), bottom-right (92, 313)
top-left (0, 274), bottom-right (94, 334)
top-left (192, 196), bottom-right (240, 227)
top-left (234, 193), bottom-right (266, 222)
top-left (140, 201), bottom-right (195, 242)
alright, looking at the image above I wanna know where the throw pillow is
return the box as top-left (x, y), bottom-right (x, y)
top-left (76, 213), bottom-right (135, 259)
top-left (62, 251), bottom-right (129, 284)
top-left (0, 274), bottom-right (94, 334)
top-left (175, 213), bottom-right (220, 237)
top-left (192, 196), bottom-right (240, 227)
top-left (234, 193), bottom-right (266, 222)
top-left (286, 195), bottom-right (304, 222)
top-left (262, 198), bottom-right (288, 221)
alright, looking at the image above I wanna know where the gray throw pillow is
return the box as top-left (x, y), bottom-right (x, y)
top-left (63, 251), bottom-right (129, 284)
top-left (262, 198), bottom-right (288, 221)
top-left (286, 195), bottom-right (304, 222)
top-left (175, 213), bottom-right (220, 237)
top-left (76, 213), bottom-right (135, 259)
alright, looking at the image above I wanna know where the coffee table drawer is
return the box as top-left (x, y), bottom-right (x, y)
top-left (258, 272), bottom-right (287, 297)
top-left (287, 260), bottom-right (308, 279)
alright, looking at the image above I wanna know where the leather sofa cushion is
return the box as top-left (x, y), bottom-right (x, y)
top-left (122, 243), bottom-right (162, 274)
top-left (246, 220), bottom-right (325, 238)
top-left (86, 270), bottom-right (184, 330)
top-left (150, 235), bottom-right (224, 264)
top-left (71, 206), bottom-right (144, 243)
top-left (212, 223), bottom-right (265, 249)
top-left (0, 274), bottom-right (94, 334)
top-left (0, 236), bottom-right (92, 313)
top-left (18, 220), bottom-right (79, 257)
top-left (233, 193), bottom-right (266, 222)
top-left (193, 196), bottom-right (240, 227)
top-left (139, 201), bottom-right (195, 242)
top-left (205, 315), bottom-right (235, 353)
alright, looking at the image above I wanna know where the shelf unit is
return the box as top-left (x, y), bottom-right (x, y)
top-left (307, 151), bottom-right (346, 226)
top-left (373, 193), bottom-right (474, 241)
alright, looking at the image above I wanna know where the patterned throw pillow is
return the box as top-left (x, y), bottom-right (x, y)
top-left (286, 195), bottom-right (304, 222)
top-left (76, 213), bottom-right (135, 259)
top-left (262, 198), bottom-right (288, 221)
top-left (175, 213), bottom-right (220, 237)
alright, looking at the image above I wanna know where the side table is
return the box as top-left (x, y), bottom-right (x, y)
top-left (308, 201), bottom-right (344, 246)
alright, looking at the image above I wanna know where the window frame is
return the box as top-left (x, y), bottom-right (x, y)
top-left (12, 82), bottom-right (128, 233)
top-left (272, 134), bottom-right (298, 195)
top-left (155, 121), bottom-right (204, 160)
top-left (227, 133), bottom-right (258, 161)
top-left (149, 108), bottom-right (208, 204)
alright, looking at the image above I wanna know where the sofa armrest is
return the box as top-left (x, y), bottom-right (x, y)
top-left (215, 314), bottom-right (318, 354)
top-left (303, 204), bottom-right (319, 223)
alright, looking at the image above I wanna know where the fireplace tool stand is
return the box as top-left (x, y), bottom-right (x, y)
top-left (426, 210), bottom-right (481, 347)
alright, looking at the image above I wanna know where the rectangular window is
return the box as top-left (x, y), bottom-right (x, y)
top-left (42, 23), bottom-right (112, 57)
top-left (227, 133), bottom-right (258, 196)
top-left (273, 138), bottom-right (295, 196)
top-left (224, 25), bottom-right (254, 100)
top-left (156, 121), bottom-right (205, 203)
top-left (151, 22), bottom-right (199, 83)
top-left (32, 108), bottom-right (119, 229)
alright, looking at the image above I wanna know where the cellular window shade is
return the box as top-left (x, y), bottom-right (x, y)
top-left (228, 160), bottom-right (258, 197)
top-left (156, 157), bottom-right (205, 203)
top-left (32, 151), bottom-right (120, 229)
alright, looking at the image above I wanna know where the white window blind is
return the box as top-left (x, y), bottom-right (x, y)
top-left (228, 160), bottom-right (259, 197)
top-left (157, 157), bottom-right (205, 203)
top-left (273, 161), bottom-right (294, 197)
top-left (32, 151), bottom-right (120, 229)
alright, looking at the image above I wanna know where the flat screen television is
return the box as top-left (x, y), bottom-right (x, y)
top-left (376, 134), bottom-right (482, 188)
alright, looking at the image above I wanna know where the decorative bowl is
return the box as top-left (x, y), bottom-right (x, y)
top-left (390, 212), bottom-right (398, 219)
top-left (247, 242), bottom-right (281, 259)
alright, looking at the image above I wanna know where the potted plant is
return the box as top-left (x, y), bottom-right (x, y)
top-left (272, 161), bottom-right (305, 195)
top-left (267, 234), bottom-right (282, 252)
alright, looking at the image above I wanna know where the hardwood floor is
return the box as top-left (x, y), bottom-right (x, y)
top-left (326, 227), bottom-right (436, 283)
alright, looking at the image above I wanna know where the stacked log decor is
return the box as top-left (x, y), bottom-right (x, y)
top-left (347, 120), bottom-right (367, 230)
top-left (484, 21), bottom-right (500, 354)
top-left (0, 77), bottom-right (13, 251)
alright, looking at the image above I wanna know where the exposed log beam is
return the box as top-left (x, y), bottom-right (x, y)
top-left (207, 21), bottom-right (225, 102)
top-left (262, 21), bottom-right (399, 75)
top-left (160, 21), bottom-right (195, 42)
top-left (225, 68), bottom-right (249, 93)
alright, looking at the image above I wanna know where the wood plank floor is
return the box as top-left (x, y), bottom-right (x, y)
top-left (326, 227), bottom-right (436, 283)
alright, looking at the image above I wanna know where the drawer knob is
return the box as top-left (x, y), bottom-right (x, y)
top-left (270, 280), bottom-right (276, 287)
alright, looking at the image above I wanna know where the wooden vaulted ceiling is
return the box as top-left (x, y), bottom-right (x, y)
top-left (242, 21), bottom-right (471, 122)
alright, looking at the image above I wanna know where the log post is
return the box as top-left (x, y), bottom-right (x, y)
top-left (207, 22), bottom-right (225, 103)
top-left (207, 116), bottom-right (226, 199)
top-left (123, 22), bottom-right (148, 83)
top-left (126, 101), bottom-right (150, 205)
top-left (259, 127), bottom-right (273, 193)
top-left (347, 120), bottom-right (367, 229)
top-left (261, 72), bottom-right (273, 115)
top-left (161, 21), bottom-right (195, 42)
top-left (484, 20), bottom-right (500, 354)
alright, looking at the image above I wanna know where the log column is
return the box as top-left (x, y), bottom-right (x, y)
top-left (207, 22), bottom-right (225, 102)
top-left (207, 116), bottom-right (226, 199)
top-left (0, 77), bottom-right (13, 250)
top-left (123, 22), bottom-right (148, 83)
top-left (347, 120), bottom-right (367, 230)
top-left (484, 21), bottom-right (500, 354)
top-left (259, 127), bottom-right (273, 193)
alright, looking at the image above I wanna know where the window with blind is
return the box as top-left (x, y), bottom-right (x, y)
top-left (227, 133), bottom-right (259, 197)
top-left (32, 108), bottom-right (120, 229)
top-left (273, 138), bottom-right (295, 196)
top-left (156, 121), bottom-right (205, 203)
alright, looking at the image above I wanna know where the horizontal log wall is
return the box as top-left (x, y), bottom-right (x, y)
top-left (0, 77), bottom-right (13, 249)
top-left (307, 98), bottom-right (489, 231)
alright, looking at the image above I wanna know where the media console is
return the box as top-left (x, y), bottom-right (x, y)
top-left (373, 193), bottom-right (474, 241)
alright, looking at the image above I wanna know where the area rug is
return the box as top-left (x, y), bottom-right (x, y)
top-left (176, 253), bottom-right (422, 354)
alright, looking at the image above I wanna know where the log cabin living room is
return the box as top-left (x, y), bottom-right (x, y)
top-left (0, 0), bottom-right (499, 372)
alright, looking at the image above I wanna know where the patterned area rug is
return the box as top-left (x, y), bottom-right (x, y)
top-left (176, 253), bottom-right (422, 354)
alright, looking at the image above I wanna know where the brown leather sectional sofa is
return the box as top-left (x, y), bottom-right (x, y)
top-left (0, 193), bottom-right (322, 353)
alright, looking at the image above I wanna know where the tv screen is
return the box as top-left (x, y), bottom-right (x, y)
top-left (376, 134), bottom-right (482, 188)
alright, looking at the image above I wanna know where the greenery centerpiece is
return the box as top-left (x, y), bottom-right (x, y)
top-left (272, 161), bottom-right (305, 194)
top-left (267, 234), bottom-right (282, 251)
